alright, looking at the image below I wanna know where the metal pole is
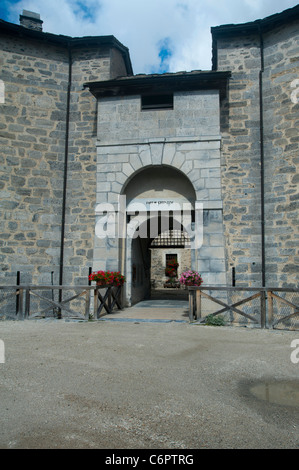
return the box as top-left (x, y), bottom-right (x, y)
top-left (51, 271), bottom-right (55, 317)
top-left (232, 267), bottom-right (236, 286)
top-left (16, 271), bottom-right (20, 315)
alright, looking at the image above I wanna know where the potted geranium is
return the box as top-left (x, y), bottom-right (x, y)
top-left (165, 260), bottom-right (179, 277)
top-left (164, 260), bottom-right (180, 288)
top-left (89, 270), bottom-right (126, 286)
top-left (179, 270), bottom-right (203, 287)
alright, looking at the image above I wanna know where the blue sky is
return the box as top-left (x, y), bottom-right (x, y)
top-left (1, 0), bottom-right (298, 74)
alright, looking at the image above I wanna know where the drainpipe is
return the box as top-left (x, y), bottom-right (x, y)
top-left (59, 42), bottom-right (72, 305)
top-left (258, 23), bottom-right (266, 287)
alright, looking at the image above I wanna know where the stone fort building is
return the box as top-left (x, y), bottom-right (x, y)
top-left (0, 6), bottom-right (298, 305)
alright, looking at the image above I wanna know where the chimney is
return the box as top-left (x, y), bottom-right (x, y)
top-left (19, 10), bottom-right (43, 32)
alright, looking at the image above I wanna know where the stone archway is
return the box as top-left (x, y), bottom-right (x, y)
top-left (121, 165), bottom-right (197, 305)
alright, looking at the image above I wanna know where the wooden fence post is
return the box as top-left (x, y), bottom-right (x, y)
top-left (85, 289), bottom-right (90, 320)
top-left (196, 290), bottom-right (202, 320)
top-left (25, 288), bottom-right (30, 318)
top-left (17, 288), bottom-right (23, 320)
top-left (260, 290), bottom-right (266, 328)
top-left (189, 290), bottom-right (196, 321)
top-left (267, 291), bottom-right (273, 328)
top-left (94, 288), bottom-right (98, 319)
top-left (108, 286), bottom-right (112, 312)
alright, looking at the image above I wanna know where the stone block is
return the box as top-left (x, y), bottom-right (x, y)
top-left (199, 246), bottom-right (225, 259)
top-left (210, 259), bottom-right (226, 272)
top-left (162, 143), bottom-right (176, 165)
top-left (150, 143), bottom-right (163, 165)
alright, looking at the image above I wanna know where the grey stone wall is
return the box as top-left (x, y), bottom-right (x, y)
top-left (216, 18), bottom-right (299, 287)
top-left (0, 34), bottom-right (68, 285)
top-left (0, 30), bottom-right (127, 287)
top-left (217, 34), bottom-right (262, 286)
top-left (262, 21), bottom-right (299, 287)
top-left (60, 46), bottom-right (112, 286)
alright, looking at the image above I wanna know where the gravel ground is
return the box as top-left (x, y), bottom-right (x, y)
top-left (0, 319), bottom-right (298, 449)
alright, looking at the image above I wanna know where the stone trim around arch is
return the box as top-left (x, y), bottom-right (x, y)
top-left (96, 136), bottom-right (223, 211)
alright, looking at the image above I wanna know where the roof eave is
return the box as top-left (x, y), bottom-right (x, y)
top-left (84, 70), bottom-right (231, 100)
top-left (0, 19), bottom-right (133, 76)
top-left (211, 5), bottom-right (299, 70)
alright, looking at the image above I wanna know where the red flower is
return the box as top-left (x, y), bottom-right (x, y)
top-left (89, 270), bottom-right (126, 285)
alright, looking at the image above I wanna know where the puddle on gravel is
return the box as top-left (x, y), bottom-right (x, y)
top-left (249, 380), bottom-right (299, 408)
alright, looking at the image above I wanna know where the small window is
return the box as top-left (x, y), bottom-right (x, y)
top-left (141, 94), bottom-right (173, 110)
top-left (166, 254), bottom-right (177, 264)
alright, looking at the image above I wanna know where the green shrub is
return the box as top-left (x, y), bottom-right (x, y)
top-left (205, 314), bottom-right (226, 326)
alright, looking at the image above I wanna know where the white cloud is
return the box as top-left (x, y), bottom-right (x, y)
top-left (5, 0), bottom-right (299, 74)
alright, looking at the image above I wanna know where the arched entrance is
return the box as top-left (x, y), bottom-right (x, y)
top-left (121, 166), bottom-right (197, 305)
top-left (130, 215), bottom-right (192, 304)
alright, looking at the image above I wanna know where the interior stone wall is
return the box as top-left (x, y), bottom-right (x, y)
top-left (150, 247), bottom-right (191, 288)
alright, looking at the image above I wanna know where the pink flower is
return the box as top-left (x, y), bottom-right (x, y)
top-left (179, 270), bottom-right (203, 286)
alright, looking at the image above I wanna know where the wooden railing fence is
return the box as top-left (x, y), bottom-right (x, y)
top-left (188, 286), bottom-right (299, 330)
top-left (0, 284), bottom-right (123, 321)
top-left (1, 283), bottom-right (298, 330)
